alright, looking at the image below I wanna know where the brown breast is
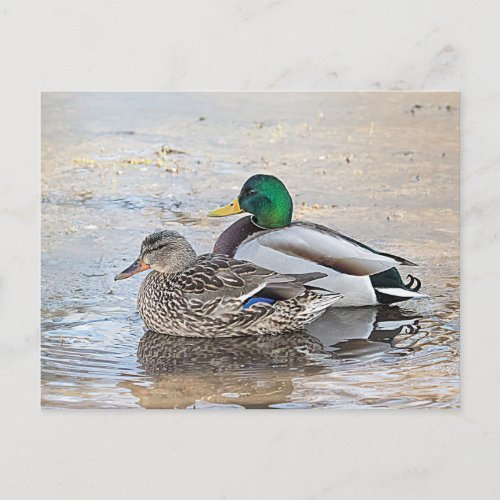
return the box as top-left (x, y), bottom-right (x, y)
top-left (213, 215), bottom-right (261, 257)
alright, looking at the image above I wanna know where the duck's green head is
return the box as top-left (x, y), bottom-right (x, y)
top-left (209, 174), bottom-right (293, 228)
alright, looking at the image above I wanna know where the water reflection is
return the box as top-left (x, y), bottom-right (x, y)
top-left (131, 330), bottom-right (325, 409)
top-left (138, 330), bottom-right (325, 375)
top-left (307, 306), bottom-right (420, 346)
top-left (126, 306), bottom-right (421, 408)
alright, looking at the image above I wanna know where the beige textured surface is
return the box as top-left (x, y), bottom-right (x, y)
top-left (1, 1), bottom-right (499, 499)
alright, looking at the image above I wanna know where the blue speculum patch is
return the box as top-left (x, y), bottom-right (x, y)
top-left (242, 297), bottom-right (276, 309)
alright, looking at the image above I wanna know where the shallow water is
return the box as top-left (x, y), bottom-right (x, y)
top-left (41, 92), bottom-right (459, 409)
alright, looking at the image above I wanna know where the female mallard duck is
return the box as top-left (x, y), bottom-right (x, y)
top-left (114, 230), bottom-right (341, 337)
top-left (208, 174), bottom-right (426, 307)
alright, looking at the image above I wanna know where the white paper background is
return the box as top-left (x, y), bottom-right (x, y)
top-left (1, 1), bottom-right (499, 498)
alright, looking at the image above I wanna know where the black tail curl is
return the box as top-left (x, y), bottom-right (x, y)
top-left (405, 274), bottom-right (422, 292)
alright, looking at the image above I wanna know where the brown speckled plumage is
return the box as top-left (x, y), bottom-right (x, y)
top-left (116, 230), bottom-right (341, 338)
top-left (137, 254), bottom-right (341, 337)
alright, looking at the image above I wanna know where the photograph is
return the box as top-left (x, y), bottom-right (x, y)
top-left (41, 91), bottom-right (459, 409)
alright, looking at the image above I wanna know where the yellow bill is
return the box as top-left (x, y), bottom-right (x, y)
top-left (208, 198), bottom-right (243, 217)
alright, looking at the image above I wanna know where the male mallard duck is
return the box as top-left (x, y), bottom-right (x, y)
top-left (208, 174), bottom-right (426, 307)
top-left (114, 230), bottom-right (341, 337)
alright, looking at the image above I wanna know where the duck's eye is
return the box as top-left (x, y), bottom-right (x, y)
top-left (247, 189), bottom-right (256, 196)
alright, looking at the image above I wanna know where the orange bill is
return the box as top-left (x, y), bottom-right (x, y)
top-left (114, 258), bottom-right (150, 281)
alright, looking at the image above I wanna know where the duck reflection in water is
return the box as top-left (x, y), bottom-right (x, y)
top-left (307, 306), bottom-right (421, 359)
top-left (129, 307), bottom-right (421, 409)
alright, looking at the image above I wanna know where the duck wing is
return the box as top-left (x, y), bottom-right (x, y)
top-left (237, 221), bottom-right (417, 277)
top-left (180, 254), bottom-right (326, 303)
